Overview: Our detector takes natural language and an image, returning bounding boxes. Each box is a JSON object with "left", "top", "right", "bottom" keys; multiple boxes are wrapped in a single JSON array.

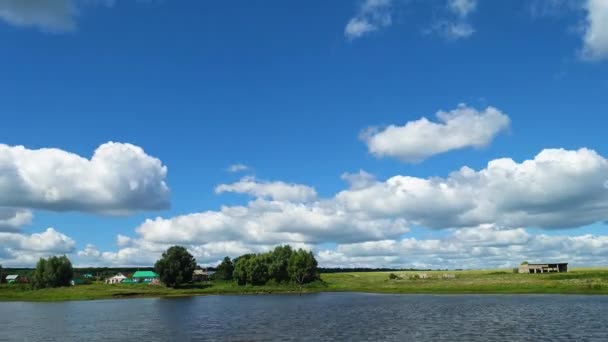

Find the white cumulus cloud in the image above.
[
  {"left": 0, "top": 227, "right": 76, "bottom": 266},
  {"left": 338, "top": 148, "right": 608, "bottom": 229},
  {"left": 0, "top": 208, "right": 32, "bottom": 232},
  {"left": 215, "top": 176, "right": 317, "bottom": 202},
  {"left": 581, "top": 0, "right": 608, "bottom": 61},
  {"left": 0, "top": 142, "right": 170, "bottom": 214},
  {"left": 362, "top": 104, "right": 510, "bottom": 162}
]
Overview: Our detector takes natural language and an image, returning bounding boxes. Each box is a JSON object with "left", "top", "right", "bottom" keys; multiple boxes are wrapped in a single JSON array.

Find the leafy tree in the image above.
[
  {"left": 0, "top": 264, "right": 3, "bottom": 284},
  {"left": 288, "top": 249, "right": 319, "bottom": 289},
  {"left": 32, "top": 256, "right": 73, "bottom": 289},
  {"left": 233, "top": 254, "right": 254, "bottom": 285},
  {"left": 246, "top": 254, "right": 271, "bottom": 285},
  {"left": 154, "top": 246, "right": 197, "bottom": 288},
  {"left": 215, "top": 257, "right": 234, "bottom": 281},
  {"left": 268, "top": 245, "right": 293, "bottom": 283},
  {"left": 521, "top": 261, "right": 529, "bottom": 265}
]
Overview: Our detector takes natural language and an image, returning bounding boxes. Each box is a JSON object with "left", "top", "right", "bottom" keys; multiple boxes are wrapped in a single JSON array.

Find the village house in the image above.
[
  {"left": 5, "top": 275, "right": 19, "bottom": 284},
  {"left": 105, "top": 273, "right": 127, "bottom": 284},
  {"left": 129, "top": 271, "right": 158, "bottom": 284},
  {"left": 519, "top": 263, "right": 568, "bottom": 274},
  {"left": 192, "top": 269, "right": 215, "bottom": 282}
]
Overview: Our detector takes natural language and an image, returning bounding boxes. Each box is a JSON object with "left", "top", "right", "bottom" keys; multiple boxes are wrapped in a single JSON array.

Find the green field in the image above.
[{"left": 1, "top": 268, "right": 608, "bottom": 301}]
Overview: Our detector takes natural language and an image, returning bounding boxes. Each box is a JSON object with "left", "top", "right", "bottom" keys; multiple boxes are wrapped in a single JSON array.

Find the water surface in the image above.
[{"left": 1, "top": 293, "right": 606, "bottom": 341}]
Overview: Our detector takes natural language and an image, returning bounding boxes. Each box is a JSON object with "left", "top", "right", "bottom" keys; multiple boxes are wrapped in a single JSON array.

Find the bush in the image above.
[{"left": 388, "top": 273, "right": 402, "bottom": 280}]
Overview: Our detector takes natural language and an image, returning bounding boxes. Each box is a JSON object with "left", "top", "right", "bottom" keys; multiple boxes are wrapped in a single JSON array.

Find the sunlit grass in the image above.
[{"left": 1, "top": 267, "right": 607, "bottom": 301}]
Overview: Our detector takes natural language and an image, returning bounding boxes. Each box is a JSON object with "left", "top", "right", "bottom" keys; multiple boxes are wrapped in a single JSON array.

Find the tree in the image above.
[
  {"left": 246, "top": 254, "right": 271, "bottom": 285},
  {"left": 521, "top": 261, "right": 529, "bottom": 265},
  {"left": 155, "top": 246, "right": 197, "bottom": 288},
  {"left": 32, "top": 256, "right": 73, "bottom": 289},
  {"left": 268, "top": 245, "right": 293, "bottom": 283},
  {"left": 215, "top": 257, "right": 234, "bottom": 281},
  {"left": 0, "top": 264, "right": 3, "bottom": 284},
  {"left": 288, "top": 249, "right": 319, "bottom": 290},
  {"left": 233, "top": 254, "right": 254, "bottom": 285}
]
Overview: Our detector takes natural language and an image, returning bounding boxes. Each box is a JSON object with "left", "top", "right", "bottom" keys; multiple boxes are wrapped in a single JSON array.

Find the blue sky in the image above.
[{"left": 1, "top": 0, "right": 607, "bottom": 269}]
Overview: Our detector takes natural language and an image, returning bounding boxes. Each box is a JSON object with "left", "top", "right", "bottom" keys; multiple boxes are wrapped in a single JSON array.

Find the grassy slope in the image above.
[{"left": 1, "top": 268, "right": 607, "bottom": 301}]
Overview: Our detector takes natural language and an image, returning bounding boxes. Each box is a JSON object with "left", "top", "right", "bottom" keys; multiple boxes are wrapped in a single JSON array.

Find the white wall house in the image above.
[{"left": 105, "top": 273, "right": 127, "bottom": 284}]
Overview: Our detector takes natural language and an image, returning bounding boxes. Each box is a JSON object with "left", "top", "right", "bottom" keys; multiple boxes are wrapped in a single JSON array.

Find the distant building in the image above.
[
  {"left": 129, "top": 271, "right": 158, "bottom": 283},
  {"left": 519, "top": 263, "right": 568, "bottom": 274},
  {"left": 193, "top": 269, "right": 215, "bottom": 282},
  {"left": 105, "top": 273, "right": 127, "bottom": 284},
  {"left": 5, "top": 275, "right": 19, "bottom": 284}
]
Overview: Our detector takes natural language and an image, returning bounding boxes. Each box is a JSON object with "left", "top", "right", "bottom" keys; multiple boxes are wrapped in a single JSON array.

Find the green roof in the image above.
[{"left": 132, "top": 271, "right": 158, "bottom": 278}]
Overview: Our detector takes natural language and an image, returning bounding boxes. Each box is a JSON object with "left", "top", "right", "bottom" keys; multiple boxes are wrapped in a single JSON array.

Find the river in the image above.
[{"left": 0, "top": 293, "right": 606, "bottom": 341}]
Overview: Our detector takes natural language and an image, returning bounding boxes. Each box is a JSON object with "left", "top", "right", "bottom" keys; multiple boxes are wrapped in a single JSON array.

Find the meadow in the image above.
[{"left": 1, "top": 268, "right": 607, "bottom": 301}]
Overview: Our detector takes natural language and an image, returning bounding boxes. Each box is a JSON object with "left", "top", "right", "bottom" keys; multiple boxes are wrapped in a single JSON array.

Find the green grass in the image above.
[{"left": 2, "top": 268, "right": 608, "bottom": 301}]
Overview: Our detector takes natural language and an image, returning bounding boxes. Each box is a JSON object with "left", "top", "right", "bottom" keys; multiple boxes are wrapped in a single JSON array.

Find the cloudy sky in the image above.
[{"left": 1, "top": 0, "right": 607, "bottom": 269}]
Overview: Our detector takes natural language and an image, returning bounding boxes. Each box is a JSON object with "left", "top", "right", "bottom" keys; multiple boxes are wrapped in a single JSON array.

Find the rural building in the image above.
[
  {"left": 5, "top": 275, "right": 19, "bottom": 284},
  {"left": 519, "top": 263, "right": 568, "bottom": 274},
  {"left": 71, "top": 279, "right": 84, "bottom": 286},
  {"left": 130, "top": 271, "right": 158, "bottom": 283},
  {"left": 105, "top": 273, "right": 127, "bottom": 284},
  {"left": 192, "top": 269, "right": 215, "bottom": 282}
]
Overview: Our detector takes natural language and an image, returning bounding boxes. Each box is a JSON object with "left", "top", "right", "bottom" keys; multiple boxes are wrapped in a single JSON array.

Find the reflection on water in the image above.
[{"left": 1, "top": 293, "right": 607, "bottom": 341}]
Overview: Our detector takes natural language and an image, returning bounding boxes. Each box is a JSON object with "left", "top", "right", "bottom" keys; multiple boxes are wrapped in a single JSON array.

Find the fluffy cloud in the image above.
[
  {"left": 0, "top": 142, "right": 170, "bottom": 214},
  {"left": 581, "top": 0, "right": 608, "bottom": 60},
  {"left": 0, "top": 208, "right": 32, "bottom": 232},
  {"left": 79, "top": 147, "right": 608, "bottom": 267},
  {"left": 344, "top": 0, "right": 392, "bottom": 40},
  {"left": 319, "top": 226, "right": 608, "bottom": 269},
  {"left": 135, "top": 199, "right": 408, "bottom": 246},
  {"left": 362, "top": 104, "right": 510, "bottom": 162},
  {"left": 0, "top": 228, "right": 76, "bottom": 266},
  {"left": 215, "top": 176, "right": 317, "bottom": 202},
  {"left": 338, "top": 148, "right": 608, "bottom": 229}
]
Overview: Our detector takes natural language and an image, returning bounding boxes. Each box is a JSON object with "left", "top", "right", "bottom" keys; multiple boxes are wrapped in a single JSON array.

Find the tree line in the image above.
[
  {"left": 154, "top": 245, "right": 319, "bottom": 288},
  {"left": 4, "top": 244, "right": 318, "bottom": 290}
]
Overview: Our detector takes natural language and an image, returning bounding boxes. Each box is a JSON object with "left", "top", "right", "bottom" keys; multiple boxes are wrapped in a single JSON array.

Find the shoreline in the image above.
[{"left": 2, "top": 268, "right": 608, "bottom": 302}]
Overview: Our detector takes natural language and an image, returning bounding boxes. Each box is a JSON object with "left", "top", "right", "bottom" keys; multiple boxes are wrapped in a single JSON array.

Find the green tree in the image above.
[
  {"left": 288, "top": 249, "right": 319, "bottom": 289},
  {"left": 0, "top": 264, "right": 3, "bottom": 284},
  {"left": 268, "top": 245, "right": 293, "bottom": 283},
  {"left": 521, "top": 261, "right": 529, "bottom": 265},
  {"left": 154, "top": 246, "right": 197, "bottom": 288},
  {"left": 246, "top": 254, "right": 271, "bottom": 285},
  {"left": 32, "top": 256, "right": 73, "bottom": 289},
  {"left": 215, "top": 257, "right": 234, "bottom": 281},
  {"left": 233, "top": 254, "right": 254, "bottom": 285}
]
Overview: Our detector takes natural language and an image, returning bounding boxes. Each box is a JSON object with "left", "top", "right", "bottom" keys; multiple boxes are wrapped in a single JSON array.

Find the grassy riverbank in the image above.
[{"left": 1, "top": 268, "right": 607, "bottom": 301}]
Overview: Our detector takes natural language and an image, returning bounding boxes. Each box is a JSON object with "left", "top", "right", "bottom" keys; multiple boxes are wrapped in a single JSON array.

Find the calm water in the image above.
[{"left": 0, "top": 293, "right": 607, "bottom": 341}]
